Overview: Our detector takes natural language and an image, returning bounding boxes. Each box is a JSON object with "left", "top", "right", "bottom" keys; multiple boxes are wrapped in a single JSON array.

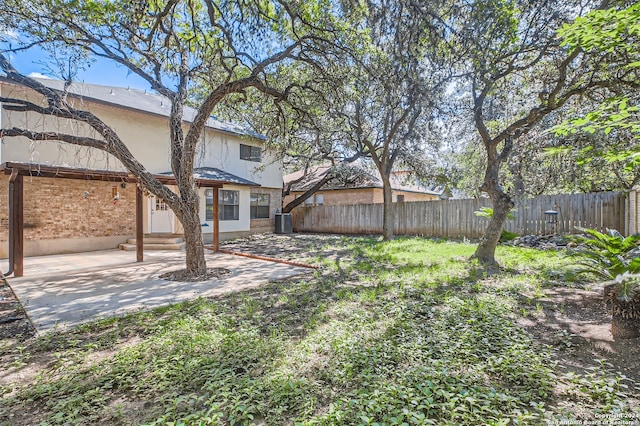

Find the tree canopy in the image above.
[
  {"left": 0, "top": 0, "right": 357, "bottom": 275},
  {"left": 1, "top": 0, "right": 639, "bottom": 272},
  {"left": 553, "top": 2, "right": 640, "bottom": 169}
]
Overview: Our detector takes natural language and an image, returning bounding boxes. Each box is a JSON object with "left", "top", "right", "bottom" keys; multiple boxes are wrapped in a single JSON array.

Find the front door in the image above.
[{"left": 149, "top": 197, "right": 174, "bottom": 233}]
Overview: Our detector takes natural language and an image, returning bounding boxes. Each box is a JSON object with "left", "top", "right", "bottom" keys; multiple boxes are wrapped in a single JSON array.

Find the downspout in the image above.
[{"left": 3, "top": 168, "right": 17, "bottom": 278}]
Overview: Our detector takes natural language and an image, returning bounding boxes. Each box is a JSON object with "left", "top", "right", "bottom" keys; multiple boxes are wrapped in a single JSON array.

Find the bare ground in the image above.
[
  {"left": 520, "top": 286, "right": 640, "bottom": 382},
  {"left": 0, "top": 279, "right": 34, "bottom": 345}
]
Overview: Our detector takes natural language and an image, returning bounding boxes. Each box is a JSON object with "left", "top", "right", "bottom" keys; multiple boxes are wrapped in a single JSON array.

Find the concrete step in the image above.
[
  {"left": 127, "top": 237, "right": 184, "bottom": 245},
  {"left": 144, "top": 233, "right": 182, "bottom": 239},
  {"left": 119, "top": 242, "right": 186, "bottom": 251}
]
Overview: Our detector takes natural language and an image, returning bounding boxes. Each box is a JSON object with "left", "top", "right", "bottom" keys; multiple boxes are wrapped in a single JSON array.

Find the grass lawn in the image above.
[{"left": 1, "top": 234, "right": 638, "bottom": 425}]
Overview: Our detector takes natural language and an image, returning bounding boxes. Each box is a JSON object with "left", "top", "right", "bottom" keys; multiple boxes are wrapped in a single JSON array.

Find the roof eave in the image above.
[
  {"left": 0, "top": 77, "right": 266, "bottom": 142},
  {"left": 0, "top": 161, "right": 230, "bottom": 187}
]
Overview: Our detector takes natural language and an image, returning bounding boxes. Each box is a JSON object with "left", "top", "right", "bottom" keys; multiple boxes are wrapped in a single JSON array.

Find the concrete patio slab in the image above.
[{"left": 5, "top": 250, "right": 311, "bottom": 333}]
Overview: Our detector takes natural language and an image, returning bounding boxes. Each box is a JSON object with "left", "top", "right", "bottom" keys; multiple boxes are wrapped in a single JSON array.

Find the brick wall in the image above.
[
  {"left": 284, "top": 188, "right": 438, "bottom": 208},
  {"left": 0, "top": 175, "right": 136, "bottom": 243},
  {"left": 284, "top": 188, "right": 376, "bottom": 208},
  {"left": 250, "top": 187, "right": 281, "bottom": 231},
  {"left": 372, "top": 189, "right": 439, "bottom": 203}
]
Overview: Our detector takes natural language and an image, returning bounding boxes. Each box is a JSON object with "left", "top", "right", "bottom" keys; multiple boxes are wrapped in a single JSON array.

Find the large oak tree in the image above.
[
  {"left": 449, "top": 0, "right": 631, "bottom": 265},
  {"left": 0, "top": 0, "right": 352, "bottom": 275}
]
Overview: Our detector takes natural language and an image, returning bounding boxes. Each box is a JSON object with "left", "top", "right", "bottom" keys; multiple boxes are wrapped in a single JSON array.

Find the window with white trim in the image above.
[
  {"left": 219, "top": 190, "right": 239, "bottom": 220},
  {"left": 205, "top": 189, "right": 214, "bottom": 221},
  {"left": 250, "top": 193, "right": 270, "bottom": 219}
]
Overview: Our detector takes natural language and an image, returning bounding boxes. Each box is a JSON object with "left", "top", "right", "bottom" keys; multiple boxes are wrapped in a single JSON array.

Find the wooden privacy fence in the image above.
[
  {"left": 292, "top": 191, "right": 628, "bottom": 238},
  {"left": 628, "top": 190, "right": 640, "bottom": 235}
]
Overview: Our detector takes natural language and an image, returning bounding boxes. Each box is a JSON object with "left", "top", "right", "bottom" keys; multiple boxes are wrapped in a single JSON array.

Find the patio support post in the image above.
[
  {"left": 9, "top": 171, "right": 24, "bottom": 277},
  {"left": 136, "top": 185, "right": 143, "bottom": 262},
  {"left": 213, "top": 187, "right": 219, "bottom": 252}
]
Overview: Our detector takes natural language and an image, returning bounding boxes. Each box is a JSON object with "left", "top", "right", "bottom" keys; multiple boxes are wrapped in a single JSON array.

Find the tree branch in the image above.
[{"left": 0, "top": 128, "right": 107, "bottom": 149}]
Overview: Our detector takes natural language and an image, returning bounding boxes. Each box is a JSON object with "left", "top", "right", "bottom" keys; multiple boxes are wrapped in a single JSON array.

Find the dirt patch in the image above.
[
  {"left": 159, "top": 267, "right": 230, "bottom": 282},
  {"left": 221, "top": 233, "right": 360, "bottom": 263},
  {"left": 518, "top": 286, "right": 640, "bottom": 383},
  {"left": 0, "top": 278, "right": 35, "bottom": 344}
]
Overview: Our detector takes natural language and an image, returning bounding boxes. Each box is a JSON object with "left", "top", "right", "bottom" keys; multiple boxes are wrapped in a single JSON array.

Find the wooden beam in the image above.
[
  {"left": 213, "top": 187, "right": 220, "bottom": 252},
  {"left": 1, "top": 162, "right": 225, "bottom": 187},
  {"left": 136, "top": 186, "right": 144, "bottom": 262},
  {"left": 10, "top": 174, "right": 24, "bottom": 277}
]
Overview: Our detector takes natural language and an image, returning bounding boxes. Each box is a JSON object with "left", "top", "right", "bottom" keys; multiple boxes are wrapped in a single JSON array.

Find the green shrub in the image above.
[
  {"left": 500, "top": 230, "right": 519, "bottom": 242},
  {"left": 568, "top": 228, "right": 640, "bottom": 280}
]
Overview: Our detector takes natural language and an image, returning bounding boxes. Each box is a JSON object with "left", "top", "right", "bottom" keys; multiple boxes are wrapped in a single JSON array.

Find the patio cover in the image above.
[{"left": 1, "top": 162, "right": 234, "bottom": 277}]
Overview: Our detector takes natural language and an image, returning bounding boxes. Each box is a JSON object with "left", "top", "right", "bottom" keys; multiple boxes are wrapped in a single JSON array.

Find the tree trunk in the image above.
[
  {"left": 174, "top": 192, "right": 207, "bottom": 275},
  {"left": 282, "top": 174, "right": 333, "bottom": 213},
  {"left": 509, "top": 160, "right": 526, "bottom": 200},
  {"left": 473, "top": 192, "right": 513, "bottom": 265},
  {"left": 472, "top": 147, "right": 514, "bottom": 266},
  {"left": 381, "top": 174, "right": 394, "bottom": 241}
]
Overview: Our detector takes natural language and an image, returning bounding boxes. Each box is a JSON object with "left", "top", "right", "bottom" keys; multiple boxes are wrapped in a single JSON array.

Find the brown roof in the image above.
[{"left": 284, "top": 164, "right": 443, "bottom": 196}]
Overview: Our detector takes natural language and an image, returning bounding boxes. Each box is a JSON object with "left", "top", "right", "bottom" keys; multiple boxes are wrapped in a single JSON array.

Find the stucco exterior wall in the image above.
[
  {"left": 0, "top": 83, "right": 167, "bottom": 171},
  {"left": 197, "top": 184, "right": 251, "bottom": 243},
  {"left": 0, "top": 175, "right": 135, "bottom": 257},
  {"left": 195, "top": 136, "right": 282, "bottom": 189},
  {"left": 0, "top": 81, "right": 282, "bottom": 189},
  {"left": 0, "top": 81, "right": 283, "bottom": 255}
]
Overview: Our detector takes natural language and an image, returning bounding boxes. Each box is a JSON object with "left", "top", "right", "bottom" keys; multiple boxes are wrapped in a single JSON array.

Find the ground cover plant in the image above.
[{"left": 0, "top": 234, "right": 638, "bottom": 425}]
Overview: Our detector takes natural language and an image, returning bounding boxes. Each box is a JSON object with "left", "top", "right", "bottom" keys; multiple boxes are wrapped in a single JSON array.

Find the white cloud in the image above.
[{"left": 27, "top": 72, "right": 51, "bottom": 79}]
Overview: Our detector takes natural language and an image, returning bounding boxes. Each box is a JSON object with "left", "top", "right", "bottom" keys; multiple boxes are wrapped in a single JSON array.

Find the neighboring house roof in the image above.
[
  {"left": 160, "top": 167, "right": 260, "bottom": 187},
  {"left": 283, "top": 164, "right": 333, "bottom": 190},
  {"left": 0, "top": 76, "right": 266, "bottom": 141},
  {"left": 284, "top": 164, "right": 444, "bottom": 196}
]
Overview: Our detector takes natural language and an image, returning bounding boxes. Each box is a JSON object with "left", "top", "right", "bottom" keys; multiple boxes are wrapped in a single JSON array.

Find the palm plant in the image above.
[
  {"left": 569, "top": 228, "right": 640, "bottom": 280},
  {"left": 570, "top": 228, "right": 640, "bottom": 339}
]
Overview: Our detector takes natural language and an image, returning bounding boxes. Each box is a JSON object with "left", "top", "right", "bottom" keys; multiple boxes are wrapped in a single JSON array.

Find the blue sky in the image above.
[{"left": 7, "top": 45, "right": 152, "bottom": 91}]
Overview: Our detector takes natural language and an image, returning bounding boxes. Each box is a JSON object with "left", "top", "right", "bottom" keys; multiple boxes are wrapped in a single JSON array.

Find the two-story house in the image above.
[{"left": 0, "top": 77, "right": 282, "bottom": 259}]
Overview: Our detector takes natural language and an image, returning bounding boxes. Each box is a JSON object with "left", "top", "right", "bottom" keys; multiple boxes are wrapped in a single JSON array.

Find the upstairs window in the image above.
[
  {"left": 240, "top": 144, "right": 262, "bottom": 162},
  {"left": 250, "top": 193, "right": 270, "bottom": 219}
]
